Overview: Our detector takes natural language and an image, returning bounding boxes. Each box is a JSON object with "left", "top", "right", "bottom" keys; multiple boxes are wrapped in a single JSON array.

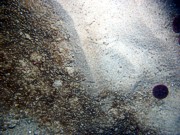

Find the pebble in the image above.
[
  {"left": 66, "top": 67, "right": 74, "bottom": 75},
  {"left": 52, "top": 80, "right": 63, "bottom": 88},
  {"left": 34, "top": 130, "right": 40, "bottom": 135},
  {"left": 25, "top": 33, "right": 31, "bottom": 40},
  {"left": 8, "top": 120, "right": 19, "bottom": 129},
  {"left": 8, "top": 123, "right": 16, "bottom": 129}
]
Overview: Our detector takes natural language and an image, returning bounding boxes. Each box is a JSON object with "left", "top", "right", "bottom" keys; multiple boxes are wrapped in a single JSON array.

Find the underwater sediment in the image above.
[{"left": 0, "top": 0, "right": 179, "bottom": 134}]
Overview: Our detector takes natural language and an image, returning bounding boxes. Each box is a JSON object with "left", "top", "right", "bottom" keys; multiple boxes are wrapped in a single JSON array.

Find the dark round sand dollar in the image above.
[
  {"left": 173, "top": 0, "right": 180, "bottom": 8},
  {"left": 152, "top": 85, "right": 169, "bottom": 99},
  {"left": 173, "top": 15, "right": 180, "bottom": 33}
]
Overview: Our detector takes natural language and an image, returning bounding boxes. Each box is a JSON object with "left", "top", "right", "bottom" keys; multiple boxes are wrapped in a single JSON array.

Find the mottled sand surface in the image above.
[{"left": 0, "top": 0, "right": 179, "bottom": 134}]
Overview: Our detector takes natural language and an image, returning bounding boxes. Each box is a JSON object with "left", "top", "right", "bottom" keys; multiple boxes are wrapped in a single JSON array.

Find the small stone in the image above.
[
  {"left": 8, "top": 119, "right": 19, "bottom": 129},
  {"left": 20, "top": 32, "right": 23, "bottom": 35},
  {"left": 25, "top": 33, "right": 31, "bottom": 40},
  {"left": 56, "top": 37, "right": 63, "bottom": 41},
  {"left": 108, "top": 108, "right": 118, "bottom": 117},
  {"left": 70, "top": 97, "right": 79, "bottom": 106},
  {"left": 115, "top": 128, "right": 118, "bottom": 131},
  {"left": 34, "top": 130, "right": 40, "bottom": 135},
  {"left": 14, "top": 104, "right": 19, "bottom": 107},
  {"left": 27, "top": 120, "right": 31, "bottom": 124},
  {"left": 99, "top": 129, "right": 103, "bottom": 133},
  {"left": 8, "top": 123, "right": 16, "bottom": 129},
  {"left": 53, "top": 80, "right": 63, "bottom": 88},
  {"left": 66, "top": 67, "right": 74, "bottom": 75},
  {"left": 30, "top": 52, "right": 42, "bottom": 62}
]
